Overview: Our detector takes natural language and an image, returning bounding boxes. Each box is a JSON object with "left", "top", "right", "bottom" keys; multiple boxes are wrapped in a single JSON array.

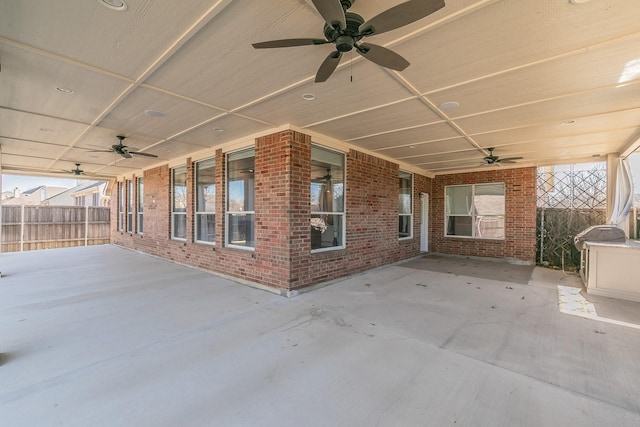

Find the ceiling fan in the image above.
[
  {"left": 252, "top": 0, "right": 445, "bottom": 82},
  {"left": 313, "top": 168, "right": 332, "bottom": 182},
  {"left": 68, "top": 163, "right": 87, "bottom": 176},
  {"left": 93, "top": 135, "right": 158, "bottom": 159},
  {"left": 1, "top": 163, "right": 100, "bottom": 178},
  {"left": 61, "top": 163, "right": 103, "bottom": 177},
  {"left": 482, "top": 148, "right": 523, "bottom": 165}
]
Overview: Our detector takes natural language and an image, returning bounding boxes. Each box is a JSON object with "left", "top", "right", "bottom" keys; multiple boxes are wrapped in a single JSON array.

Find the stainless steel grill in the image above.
[{"left": 574, "top": 225, "right": 626, "bottom": 251}]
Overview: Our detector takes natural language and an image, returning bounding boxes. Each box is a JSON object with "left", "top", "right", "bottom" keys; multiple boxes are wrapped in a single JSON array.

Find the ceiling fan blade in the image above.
[
  {"left": 129, "top": 151, "right": 158, "bottom": 158},
  {"left": 252, "top": 38, "right": 328, "bottom": 49},
  {"left": 357, "top": 43, "right": 410, "bottom": 71},
  {"left": 315, "top": 51, "right": 342, "bottom": 82},
  {"left": 311, "top": 0, "right": 346, "bottom": 30},
  {"left": 120, "top": 151, "right": 133, "bottom": 159},
  {"left": 498, "top": 156, "right": 524, "bottom": 162},
  {"left": 359, "top": 0, "right": 445, "bottom": 36}
]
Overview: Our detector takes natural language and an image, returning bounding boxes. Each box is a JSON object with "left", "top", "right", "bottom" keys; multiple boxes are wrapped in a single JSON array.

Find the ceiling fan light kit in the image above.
[{"left": 252, "top": 0, "right": 446, "bottom": 82}]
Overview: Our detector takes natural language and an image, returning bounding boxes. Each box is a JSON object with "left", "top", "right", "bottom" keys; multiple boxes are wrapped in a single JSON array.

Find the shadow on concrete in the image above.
[{"left": 401, "top": 254, "right": 535, "bottom": 285}]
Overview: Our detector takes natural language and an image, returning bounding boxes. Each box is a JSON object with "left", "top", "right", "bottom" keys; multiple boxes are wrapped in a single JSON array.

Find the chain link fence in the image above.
[{"left": 536, "top": 165, "right": 607, "bottom": 270}]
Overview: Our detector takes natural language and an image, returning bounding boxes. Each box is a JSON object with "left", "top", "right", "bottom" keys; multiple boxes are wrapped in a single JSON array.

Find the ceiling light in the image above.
[
  {"left": 212, "top": 127, "right": 224, "bottom": 132},
  {"left": 56, "top": 87, "right": 74, "bottom": 94},
  {"left": 409, "top": 145, "right": 416, "bottom": 149},
  {"left": 144, "top": 109, "right": 165, "bottom": 117},
  {"left": 98, "top": 0, "right": 128, "bottom": 11},
  {"left": 569, "top": 0, "right": 591, "bottom": 4},
  {"left": 302, "top": 93, "right": 317, "bottom": 101},
  {"left": 438, "top": 101, "right": 460, "bottom": 110}
]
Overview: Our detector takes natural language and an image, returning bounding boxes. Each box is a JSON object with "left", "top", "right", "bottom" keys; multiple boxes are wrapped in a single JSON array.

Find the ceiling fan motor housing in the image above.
[{"left": 324, "top": 12, "right": 364, "bottom": 52}]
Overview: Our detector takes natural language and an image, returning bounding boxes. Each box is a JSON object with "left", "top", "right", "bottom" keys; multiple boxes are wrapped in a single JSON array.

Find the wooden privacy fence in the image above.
[{"left": 1, "top": 205, "right": 110, "bottom": 253}]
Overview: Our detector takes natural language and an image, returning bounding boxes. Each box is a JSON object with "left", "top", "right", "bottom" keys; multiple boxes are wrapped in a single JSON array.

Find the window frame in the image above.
[
  {"left": 171, "top": 166, "right": 188, "bottom": 241},
  {"left": 310, "top": 144, "right": 346, "bottom": 253},
  {"left": 194, "top": 158, "right": 216, "bottom": 245},
  {"left": 399, "top": 170, "right": 413, "bottom": 240},
  {"left": 444, "top": 182, "right": 506, "bottom": 240},
  {"left": 117, "top": 181, "right": 124, "bottom": 232},
  {"left": 225, "top": 148, "right": 255, "bottom": 251},
  {"left": 127, "top": 179, "right": 134, "bottom": 233},
  {"left": 136, "top": 177, "right": 144, "bottom": 235}
]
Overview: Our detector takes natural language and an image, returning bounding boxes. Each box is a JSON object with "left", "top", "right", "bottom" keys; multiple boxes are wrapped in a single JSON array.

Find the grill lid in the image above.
[{"left": 574, "top": 225, "right": 626, "bottom": 251}]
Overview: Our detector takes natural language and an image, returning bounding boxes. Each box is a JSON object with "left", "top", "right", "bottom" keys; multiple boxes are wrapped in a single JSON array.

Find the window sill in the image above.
[
  {"left": 445, "top": 235, "right": 505, "bottom": 241},
  {"left": 311, "top": 245, "right": 346, "bottom": 254},
  {"left": 226, "top": 244, "right": 255, "bottom": 252}
]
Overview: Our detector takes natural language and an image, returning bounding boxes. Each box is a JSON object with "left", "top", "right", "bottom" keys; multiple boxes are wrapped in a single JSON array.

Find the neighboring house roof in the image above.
[
  {"left": 71, "top": 181, "right": 104, "bottom": 196},
  {"left": 22, "top": 186, "right": 44, "bottom": 195},
  {"left": 43, "top": 181, "right": 104, "bottom": 204},
  {"left": 1, "top": 186, "right": 69, "bottom": 205}
]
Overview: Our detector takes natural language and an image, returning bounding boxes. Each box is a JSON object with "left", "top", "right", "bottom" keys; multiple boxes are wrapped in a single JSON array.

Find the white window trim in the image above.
[
  {"left": 127, "top": 179, "right": 134, "bottom": 234},
  {"left": 444, "top": 182, "right": 506, "bottom": 240},
  {"left": 195, "top": 158, "right": 216, "bottom": 245},
  {"left": 171, "top": 166, "right": 187, "bottom": 241},
  {"left": 311, "top": 144, "right": 346, "bottom": 254},
  {"left": 136, "top": 177, "right": 144, "bottom": 235},
  {"left": 117, "top": 181, "right": 124, "bottom": 232},
  {"left": 226, "top": 148, "right": 255, "bottom": 251},
  {"left": 399, "top": 170, "right": 413, "bottom": 241}
]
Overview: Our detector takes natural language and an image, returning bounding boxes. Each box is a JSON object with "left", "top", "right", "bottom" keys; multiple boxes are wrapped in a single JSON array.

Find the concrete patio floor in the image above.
[{"left": 1, "top": 245, "right": 640, "bottom": 426}]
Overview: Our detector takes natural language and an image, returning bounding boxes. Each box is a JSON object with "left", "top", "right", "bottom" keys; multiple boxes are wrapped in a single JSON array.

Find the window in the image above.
[
  {"left": 92, "top": 192, "right": 100, "bottom": 206},
  {"left": 399, "top": 171, "right": 413, "bottom": 239},
  {"left": 195, "top": 158, "right": 215, "bottom": 244},
  {"left": 117, "top": 181, "right": 124, "bottom": 232},
  {"left": 310, "top": 145, "right": 345, "bottom": 251},
  {"left": 136, "top": 177, "right": 144, "bottom": 234},
  {"left": 127, "top": 180, "right": 133, "bottom": 233},
  {"left": 171, "top": 166, "right": 187, "bottom": 240},
  {"left": 445, "top": 183, "right": 505, "bottom": 239},
  {"left": 226, "top": 149, "right": 254, "bottom": 249}
]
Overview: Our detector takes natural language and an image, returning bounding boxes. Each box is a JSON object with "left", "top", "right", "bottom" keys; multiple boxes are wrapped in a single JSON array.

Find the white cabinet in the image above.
[{"left": 581, "top": 240, "right": 640, "bottom": 302}]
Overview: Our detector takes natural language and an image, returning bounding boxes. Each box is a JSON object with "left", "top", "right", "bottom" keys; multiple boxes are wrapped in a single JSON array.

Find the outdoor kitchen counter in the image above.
[{"left": 581, "top": 240, "right": 640, "bottom": 302}]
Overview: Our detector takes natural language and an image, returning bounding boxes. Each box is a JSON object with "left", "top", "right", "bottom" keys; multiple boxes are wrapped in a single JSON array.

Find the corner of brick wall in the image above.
[{"left": 110, "top": 130, "right": 436, "bottom": 292}]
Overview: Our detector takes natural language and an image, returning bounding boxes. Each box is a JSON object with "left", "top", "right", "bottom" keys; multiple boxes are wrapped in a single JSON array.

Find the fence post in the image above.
[
  {"left": 20, "top": 204, "right": 25, "bottom": 252},
  {"left": 85, "top": 205, "right": 89, "bottom": 247},
  {"left": 539, "top": 208, "right": 545, "bottom": 264}
]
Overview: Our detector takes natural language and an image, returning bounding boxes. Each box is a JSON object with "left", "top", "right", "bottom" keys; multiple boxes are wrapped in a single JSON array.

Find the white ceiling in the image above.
[{"left": 1, "top": 0, "right": 640, "bottom": 179}]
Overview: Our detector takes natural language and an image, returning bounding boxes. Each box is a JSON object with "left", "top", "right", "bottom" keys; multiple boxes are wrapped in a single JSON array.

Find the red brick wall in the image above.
[
  {"left": 111, "top": 130, "right": 433, "bottom": 293},
  {"left": 430, "top": 167, "right": 537, "bottom": 262},
  {"left": 279, "top": 148, "right": 433, "bottom": 290}
]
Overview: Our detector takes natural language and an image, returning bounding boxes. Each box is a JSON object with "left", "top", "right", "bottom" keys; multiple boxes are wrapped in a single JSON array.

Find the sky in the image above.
[{"left": 2, "top": 174, "right": 80, "bottom": 192}]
